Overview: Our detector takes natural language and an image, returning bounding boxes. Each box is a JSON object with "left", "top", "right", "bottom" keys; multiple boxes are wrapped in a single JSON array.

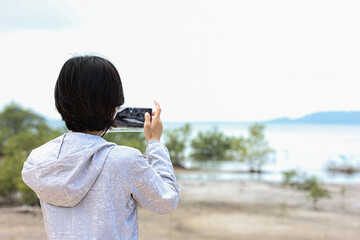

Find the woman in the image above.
[{"left": 22, "top": 55, "right": 180, "bottom": 240}]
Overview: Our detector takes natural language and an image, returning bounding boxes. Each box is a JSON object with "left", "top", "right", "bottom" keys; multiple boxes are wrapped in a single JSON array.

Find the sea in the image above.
[{"left": 163, "top": 122, "right": 360, "bottom": 184}]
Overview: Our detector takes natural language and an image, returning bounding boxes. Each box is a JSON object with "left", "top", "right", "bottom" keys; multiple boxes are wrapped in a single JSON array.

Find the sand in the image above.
[{"left": 1, "top": 171, "right": 360, "bottom": 240}]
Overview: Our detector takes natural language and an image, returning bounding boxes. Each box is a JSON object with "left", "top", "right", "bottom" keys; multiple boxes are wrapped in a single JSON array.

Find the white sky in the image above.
[{"left": 0, "top": 0, "right": 359, "bottom": 122}]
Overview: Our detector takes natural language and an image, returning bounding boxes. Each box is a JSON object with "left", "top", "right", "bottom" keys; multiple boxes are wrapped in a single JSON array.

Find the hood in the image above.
[{"left": 22, "top": 133, "right": 115, "bottom": 207}]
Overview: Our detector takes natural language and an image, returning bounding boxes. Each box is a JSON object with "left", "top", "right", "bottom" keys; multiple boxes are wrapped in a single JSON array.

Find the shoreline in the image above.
[{"left": 174, "top": 166, "right": 360, "bottom": 184}]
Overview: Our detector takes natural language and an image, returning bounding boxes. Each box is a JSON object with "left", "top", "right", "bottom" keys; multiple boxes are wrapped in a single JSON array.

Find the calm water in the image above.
[{"left": 164, "top": 122, "right": 360, "bottom": 184}]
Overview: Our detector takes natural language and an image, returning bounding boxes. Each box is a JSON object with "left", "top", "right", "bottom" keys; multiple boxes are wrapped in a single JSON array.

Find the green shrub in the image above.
[
  {"left": 281, "top": 170, "right": 298, "bottom": 187},
  {"left": 164, "top": 123, "right": 191, "bottom": 167},
  {"left": 307, "top": 176, "right": 331, "bottom": 210},
  {"left": 231, "top": 124, "right": 274, "bottom": 172},
  {"left": 190, "top": 127, "right": 232, "bottom": 161},
  {"left": 281, "top": 170, "right": 331, "bottom": 210}
]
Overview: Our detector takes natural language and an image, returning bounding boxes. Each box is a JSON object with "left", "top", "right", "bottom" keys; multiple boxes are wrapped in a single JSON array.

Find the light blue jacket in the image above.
[{"left": 22, "top": 132, "right": 180, "bottom": 240}]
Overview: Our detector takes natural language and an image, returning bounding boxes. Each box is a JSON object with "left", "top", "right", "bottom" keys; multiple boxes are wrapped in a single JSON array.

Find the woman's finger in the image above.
[
  {"left": 154, "top": 100, "right": 161, "bottom": 118},
  {"left": 144, "top": 112, "right": 151, "bottom": 127}
]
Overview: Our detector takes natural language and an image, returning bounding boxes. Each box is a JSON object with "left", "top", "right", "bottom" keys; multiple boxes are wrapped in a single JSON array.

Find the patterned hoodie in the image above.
[{"left": 22, "top": 132, "right": 180, "bottom": 240}]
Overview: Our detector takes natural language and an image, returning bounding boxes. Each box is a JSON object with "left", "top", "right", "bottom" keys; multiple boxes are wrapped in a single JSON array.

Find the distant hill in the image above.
[{"left": 267, "top": 111, "right": 360, "bottom": 124}]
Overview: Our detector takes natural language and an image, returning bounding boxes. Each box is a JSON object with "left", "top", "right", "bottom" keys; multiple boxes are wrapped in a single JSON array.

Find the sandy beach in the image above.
[{"left": 1, "top": 169, "right": 360, "bottom": 240}]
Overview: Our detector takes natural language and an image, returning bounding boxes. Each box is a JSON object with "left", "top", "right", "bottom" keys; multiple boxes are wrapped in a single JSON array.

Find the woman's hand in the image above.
[{"left": 144, "top": 100, "right": 163, "bottom": 143}]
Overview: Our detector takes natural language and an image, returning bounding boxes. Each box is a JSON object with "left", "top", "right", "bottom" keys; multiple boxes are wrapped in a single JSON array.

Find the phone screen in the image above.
[{"left": 113, "top": 107, "right": 152, "bottom": 130}]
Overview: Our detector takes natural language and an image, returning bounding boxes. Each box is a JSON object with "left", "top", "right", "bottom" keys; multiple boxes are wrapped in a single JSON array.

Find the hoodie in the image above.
[{"left": 22, "top": 132, "right": 180, "bottom": 240}]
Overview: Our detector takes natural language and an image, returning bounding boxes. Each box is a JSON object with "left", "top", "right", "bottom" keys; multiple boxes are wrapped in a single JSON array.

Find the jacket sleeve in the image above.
[{"left": 127, "top": 140, "right": 180, "bottom": 215}]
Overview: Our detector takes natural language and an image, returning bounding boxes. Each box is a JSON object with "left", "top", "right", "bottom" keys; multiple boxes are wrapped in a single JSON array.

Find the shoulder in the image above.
[
  {"left": 33, "top": 134, "right": 64, "bottom": 153},
  {"left": 106, "top": 145, "right": 148, "bottom": 170},
  {"left": 108, "top": 144, "right": 143, "bottom": 159},
  {"left": 27, "top": 135, "right": 64, "bottom": 166}
]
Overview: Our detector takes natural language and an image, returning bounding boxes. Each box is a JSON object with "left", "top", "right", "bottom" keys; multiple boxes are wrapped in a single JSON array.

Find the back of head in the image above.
[{"left": 55, "top": 55, "right": 124, "bottom": 132}]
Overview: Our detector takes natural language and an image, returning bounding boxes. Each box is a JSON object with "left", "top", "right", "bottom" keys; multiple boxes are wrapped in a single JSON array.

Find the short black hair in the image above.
[{"left": 55, "top": 55, "right": 124, "bottom": 132}]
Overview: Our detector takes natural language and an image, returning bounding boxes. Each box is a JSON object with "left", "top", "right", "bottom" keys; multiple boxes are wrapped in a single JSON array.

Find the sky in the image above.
[{"left": 0, "top": 0, "right": 360, "bottom": 122}]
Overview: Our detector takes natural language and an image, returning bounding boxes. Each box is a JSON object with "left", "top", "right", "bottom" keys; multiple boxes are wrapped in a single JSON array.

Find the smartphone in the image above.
[{"left": 109, "top": 107, "right": 152, "bottom": 132}]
